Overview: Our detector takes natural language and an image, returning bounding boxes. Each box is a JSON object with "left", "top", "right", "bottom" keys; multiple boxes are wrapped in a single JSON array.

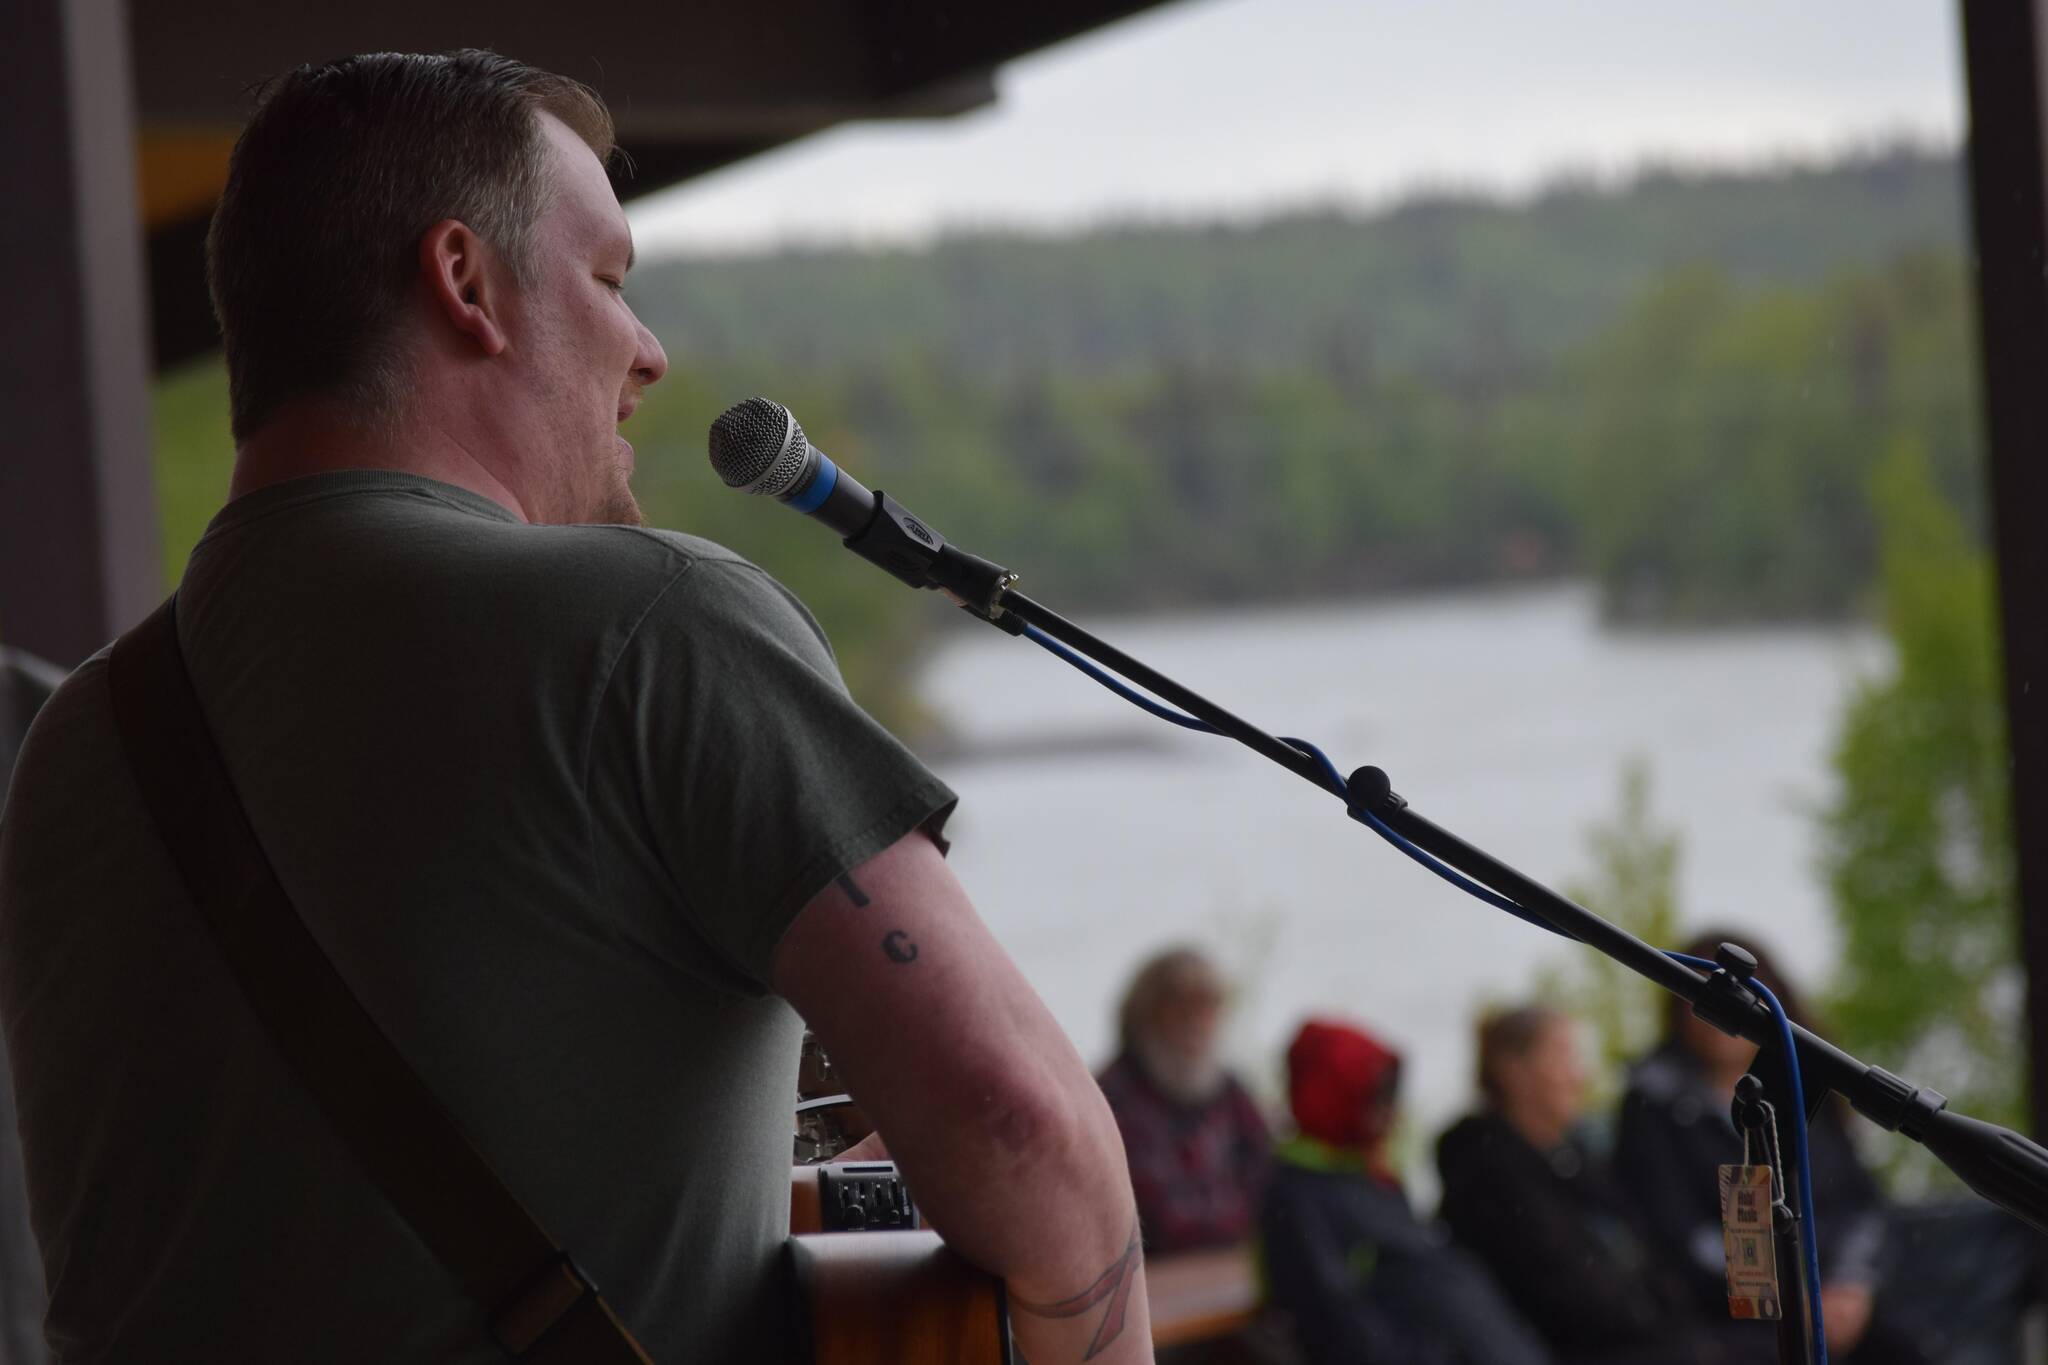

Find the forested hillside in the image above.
[
  {"left": 630, "top": 145, "right": 1961, "bottom": 383},
  {"left": 622, "top": 145, "right": 1976, "bottom": 616},
  {"left": 155, "top": 146, "right": 1979, "bottom": 724}
]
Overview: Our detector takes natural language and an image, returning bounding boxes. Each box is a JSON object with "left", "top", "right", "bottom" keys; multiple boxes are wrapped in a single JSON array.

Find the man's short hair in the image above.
[{"left": 204, "top": 50, "right": 615, "bottom": 440}]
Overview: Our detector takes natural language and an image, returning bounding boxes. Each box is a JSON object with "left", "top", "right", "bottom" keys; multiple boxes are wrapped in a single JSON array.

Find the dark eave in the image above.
[{"left": 134, "top": 0, "right": 1163, "bottom": 370}]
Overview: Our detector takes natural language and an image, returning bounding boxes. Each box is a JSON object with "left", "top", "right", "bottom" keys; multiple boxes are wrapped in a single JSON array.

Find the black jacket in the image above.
[
  {"left": 1260, "top": 1143, "right": 1554, "bottom": 1365},
  {"left": 1437, "top": 1113, "right": 1750, "bottom": 1365},
  {"left": 1613, "top": 1043, "right": 1887, "bottom": 1317}
]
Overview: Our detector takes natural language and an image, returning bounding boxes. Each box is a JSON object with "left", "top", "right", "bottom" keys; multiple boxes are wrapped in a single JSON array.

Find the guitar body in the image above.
[
  {"left": 792, "top": 1228, "right": 1011, "bottom": 1365},
  {"left": 791, "top": 1040, "right": 1009, "bottom": 1364}
]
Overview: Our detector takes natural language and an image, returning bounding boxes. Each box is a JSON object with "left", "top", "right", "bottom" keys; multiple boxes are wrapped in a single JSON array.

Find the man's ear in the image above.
[{"left": 419, "top": 219, "right": 508, "bottom": 357}]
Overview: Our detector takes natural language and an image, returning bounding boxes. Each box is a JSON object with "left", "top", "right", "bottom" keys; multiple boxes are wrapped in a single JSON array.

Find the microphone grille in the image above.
[{"left": 708, "top": 397, "right": 809, "bottom": 496}]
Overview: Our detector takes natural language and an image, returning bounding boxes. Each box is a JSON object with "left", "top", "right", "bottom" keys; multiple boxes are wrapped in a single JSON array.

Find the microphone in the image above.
[
  {"left": 706, "top": 396, "right": 880, "bottom": 542},
  {"left": 707, "top": 397, "right": 1018, "bottom": 623}
]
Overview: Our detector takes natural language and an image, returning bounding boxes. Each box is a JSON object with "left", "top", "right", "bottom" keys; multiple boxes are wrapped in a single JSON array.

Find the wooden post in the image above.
[
  {"left": 0, "top": 0, "right": 162, "bottom": 669},
  {"left": 1961, "top": 0, "right": 2048, "bottom": 1136}
]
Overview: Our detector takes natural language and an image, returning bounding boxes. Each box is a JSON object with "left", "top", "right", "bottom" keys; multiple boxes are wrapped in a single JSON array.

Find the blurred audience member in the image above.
[
  {"left": 1616, "top": 930, "right": 2038, "bottom": 1365},
  {"left": 1261, "top": 1017, "right": 1553, "bottom": 1365},
  {"left": 1616, "top": 932, "right": 1901, "bottom": 1358},
  {"left": 1098, "top": 946, "right": 1271, "bottom": 1254},
  {"left": 1438, "top": 1005, "right": 1758, "bottom": 1365}
]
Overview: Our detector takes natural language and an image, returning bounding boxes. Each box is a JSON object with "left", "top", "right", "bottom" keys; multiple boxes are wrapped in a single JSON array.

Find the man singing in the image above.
[{"left": 0, "top": 50, "right": 1150, "bottom": 1364}]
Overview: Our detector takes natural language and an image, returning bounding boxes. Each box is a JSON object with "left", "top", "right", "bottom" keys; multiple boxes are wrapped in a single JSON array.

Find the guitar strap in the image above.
[{"left": 107, "top": 596, "right": 653, "bottom": 1363}]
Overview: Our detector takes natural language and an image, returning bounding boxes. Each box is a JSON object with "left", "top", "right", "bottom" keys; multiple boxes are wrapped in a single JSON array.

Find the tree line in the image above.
[{"left": 153, "top": 144, "right": 1983, "bottom": 731}]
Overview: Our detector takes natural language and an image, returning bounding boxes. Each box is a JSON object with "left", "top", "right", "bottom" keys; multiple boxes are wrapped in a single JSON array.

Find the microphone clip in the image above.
[
  {"left": 843, "top": 491, "right": 945, "bottom": 588},
  {"left": 843, "top": 491, "right": 1021, "bottom": 631}
]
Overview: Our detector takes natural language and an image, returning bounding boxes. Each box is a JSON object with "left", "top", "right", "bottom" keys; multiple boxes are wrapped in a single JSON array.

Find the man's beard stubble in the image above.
[
  {"left": 547, "top": 449, "right": 644, "bottom": 526},
  {"left": 598, "top": 474, "right": 645, "bottom": 526}
]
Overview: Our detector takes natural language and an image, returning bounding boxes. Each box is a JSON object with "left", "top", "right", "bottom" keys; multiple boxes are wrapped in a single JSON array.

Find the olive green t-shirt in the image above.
[{"left": 0, "top": 472, "right": 955, "bottom": 1362}]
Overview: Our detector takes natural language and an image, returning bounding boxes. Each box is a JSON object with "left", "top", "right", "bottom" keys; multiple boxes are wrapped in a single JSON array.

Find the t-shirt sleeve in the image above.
[{"left": 596, "top": 554, "right": 956, "bottom": 993}]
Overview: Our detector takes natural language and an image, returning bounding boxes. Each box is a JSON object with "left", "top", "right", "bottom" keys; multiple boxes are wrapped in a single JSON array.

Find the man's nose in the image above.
[{"left": 631, "top": 317, "right": 668, "bottom": 387}]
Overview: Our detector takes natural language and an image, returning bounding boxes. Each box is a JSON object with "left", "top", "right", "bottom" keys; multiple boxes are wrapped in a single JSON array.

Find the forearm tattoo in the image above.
[
  {"left": 836, "top": 873, "right": 870, "bottom": 908},
  {"left": 1011, "top": 1220, "right": 1141, "bottom": 1360}
]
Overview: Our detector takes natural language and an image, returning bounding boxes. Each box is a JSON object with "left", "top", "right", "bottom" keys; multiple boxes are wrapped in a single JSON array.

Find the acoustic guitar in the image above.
[
  {"left": 786, "top": 1037, "right": 1259, "bottom": 1361},
  {"left": 791, "top": 1034, "right": 1012, "bottom": 1365}
]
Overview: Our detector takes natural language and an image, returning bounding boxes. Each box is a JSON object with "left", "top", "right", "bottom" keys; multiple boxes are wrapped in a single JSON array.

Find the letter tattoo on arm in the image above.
[
  {"left": 881, "top": 930, "right": 919, "bottom": 963},
  {"left": 1010, "top": 1220, "right": 1141, "bottom": 1361},
  {"left": 836, "top": 873, "right": 870, "bottom": 908}
]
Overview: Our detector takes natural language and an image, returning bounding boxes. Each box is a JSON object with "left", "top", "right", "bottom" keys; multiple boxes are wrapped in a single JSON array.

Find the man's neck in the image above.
[{"left": 229, "top": 406, "right": 532, "bottom": 522}]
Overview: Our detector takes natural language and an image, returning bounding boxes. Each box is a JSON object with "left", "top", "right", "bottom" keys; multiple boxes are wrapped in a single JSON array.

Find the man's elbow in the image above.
[{"left": 946, "top": 1062, "right": 1128, "bottom": 1192}]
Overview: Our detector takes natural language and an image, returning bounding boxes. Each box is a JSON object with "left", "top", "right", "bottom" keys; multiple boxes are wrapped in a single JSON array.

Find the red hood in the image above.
[{"left": 1287, "top": 1017, "right": 1402, "bottom": 1150}]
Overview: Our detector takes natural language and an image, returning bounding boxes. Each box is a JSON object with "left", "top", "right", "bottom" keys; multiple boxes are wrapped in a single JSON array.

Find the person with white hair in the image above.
[{"left": 1097, "top": 946, "right": 1272, "bottom": 1254}]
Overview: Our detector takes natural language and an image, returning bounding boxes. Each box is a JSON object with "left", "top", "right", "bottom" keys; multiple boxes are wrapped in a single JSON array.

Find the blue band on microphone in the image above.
[{"left": 788, "top": 454, "right": 839, "bottom": 513}]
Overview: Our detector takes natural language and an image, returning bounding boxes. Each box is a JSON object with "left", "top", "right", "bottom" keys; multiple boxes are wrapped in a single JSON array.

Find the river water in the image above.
[{"left": 912, "top": 582, "right": 1884, "bottom": 1182}]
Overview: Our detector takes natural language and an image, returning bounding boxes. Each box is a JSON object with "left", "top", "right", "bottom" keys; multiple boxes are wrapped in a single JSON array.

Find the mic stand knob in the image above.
[{"left": 929, "top": 546, "right": 1020, "bottom": 628}]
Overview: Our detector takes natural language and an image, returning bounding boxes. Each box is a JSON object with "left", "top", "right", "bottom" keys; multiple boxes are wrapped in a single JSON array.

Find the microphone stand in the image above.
[
  {"left": 924, "top": 548, "right": 2048, "bottom": 1365},
  {"left": 834, "top": 495, "right": 2048, "bottom": 1363},
  {"left": 977, "top": 582, "right": 2048, "bottom": 1207},
  {"left": 1734, "top": 1072, "right": 1818, "bottom": 1364}
]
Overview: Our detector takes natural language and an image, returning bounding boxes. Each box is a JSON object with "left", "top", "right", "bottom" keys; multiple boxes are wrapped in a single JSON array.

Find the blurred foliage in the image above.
[
  {"left": 1531, "top": 444, "right": 2018, "bottom": 1192},
  {"left": 1540, "top": 757, "right": 1684, "bottom": 1104},
  {"left": 152, "top": 147, "right": 1981, "bottom": 740},
  {"left": 152, "top": 359, "right": 238, "bottom": 589},
  {"left": 1573, "top": 254, "right": 1980, "bottom": 623},
  {"left": 1821, "top": 441, "right": 2018, "bottom": 1190},
  {"left": 617, "top": 243, "right": 1980, "bottom": 640},
  {"left": 631, "top": 146, "right": 1960, "bottom": 385},
  {"left": 621, "top": 147, "right": 1974, "bottom": 630}
]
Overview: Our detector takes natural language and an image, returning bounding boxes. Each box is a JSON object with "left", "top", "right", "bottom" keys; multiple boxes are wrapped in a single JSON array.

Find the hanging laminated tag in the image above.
[{"left": 1717, "top": 1163, "right": 1782, "bottom": 1320}]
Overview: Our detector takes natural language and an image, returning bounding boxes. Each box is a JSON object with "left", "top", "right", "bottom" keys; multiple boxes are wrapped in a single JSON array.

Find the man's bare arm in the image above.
[{"left": 773, "top": 830, "right": 1154, "bottom": 1365}]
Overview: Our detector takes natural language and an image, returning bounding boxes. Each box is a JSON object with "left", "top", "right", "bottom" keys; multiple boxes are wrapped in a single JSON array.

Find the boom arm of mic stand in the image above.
[
  {"left": 1371, "top": 797, "right": 2048, "bottom": 1233},
  {"left": 991, "top": 585, "right": 2048, "bottom": 1238},
  {"left": 995, "top": 589, "right": 1336, "bottom": 787}
]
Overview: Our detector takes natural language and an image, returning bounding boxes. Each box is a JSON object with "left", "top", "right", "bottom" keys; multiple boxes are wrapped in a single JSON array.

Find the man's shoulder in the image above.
[
  {"left": 511, "top": 523, "right": 749, "bottom": 588},
  {"left": 366, "top": 521, "right": 837, "bottom": 701},
  {"left": 0, "top": 650, "right": 118, "bottom": 862},
  {"left": 564, "top": 524, "right": 747, "bottom": 568},
  {"left": 528, "top": 525, "right": 789, "bottom": 607},
  {"left": 9, "top": 649, "right": 111, "bottom": 755},
  {"left": 204, "top": 474, "right": 789, "bottom": 626},
  {"left": 359, "top": 509, "right": 811, "bottom": 652},
  {"left": 580, "top": 528, "right": 829, "bottom": 657}
]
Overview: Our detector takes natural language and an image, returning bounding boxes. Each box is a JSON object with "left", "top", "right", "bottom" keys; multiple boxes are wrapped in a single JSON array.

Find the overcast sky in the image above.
[{"left": 629, "top": 0, "right": 1966, "bottom": 257}]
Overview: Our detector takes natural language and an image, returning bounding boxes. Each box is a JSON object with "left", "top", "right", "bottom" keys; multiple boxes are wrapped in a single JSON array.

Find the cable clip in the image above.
[
  {"left": 1344, "top": 765, "right": 1406, "bottom": 815},
  {"left": 1692, "top": 941, "right": 1763, "bottom": 1041}
]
